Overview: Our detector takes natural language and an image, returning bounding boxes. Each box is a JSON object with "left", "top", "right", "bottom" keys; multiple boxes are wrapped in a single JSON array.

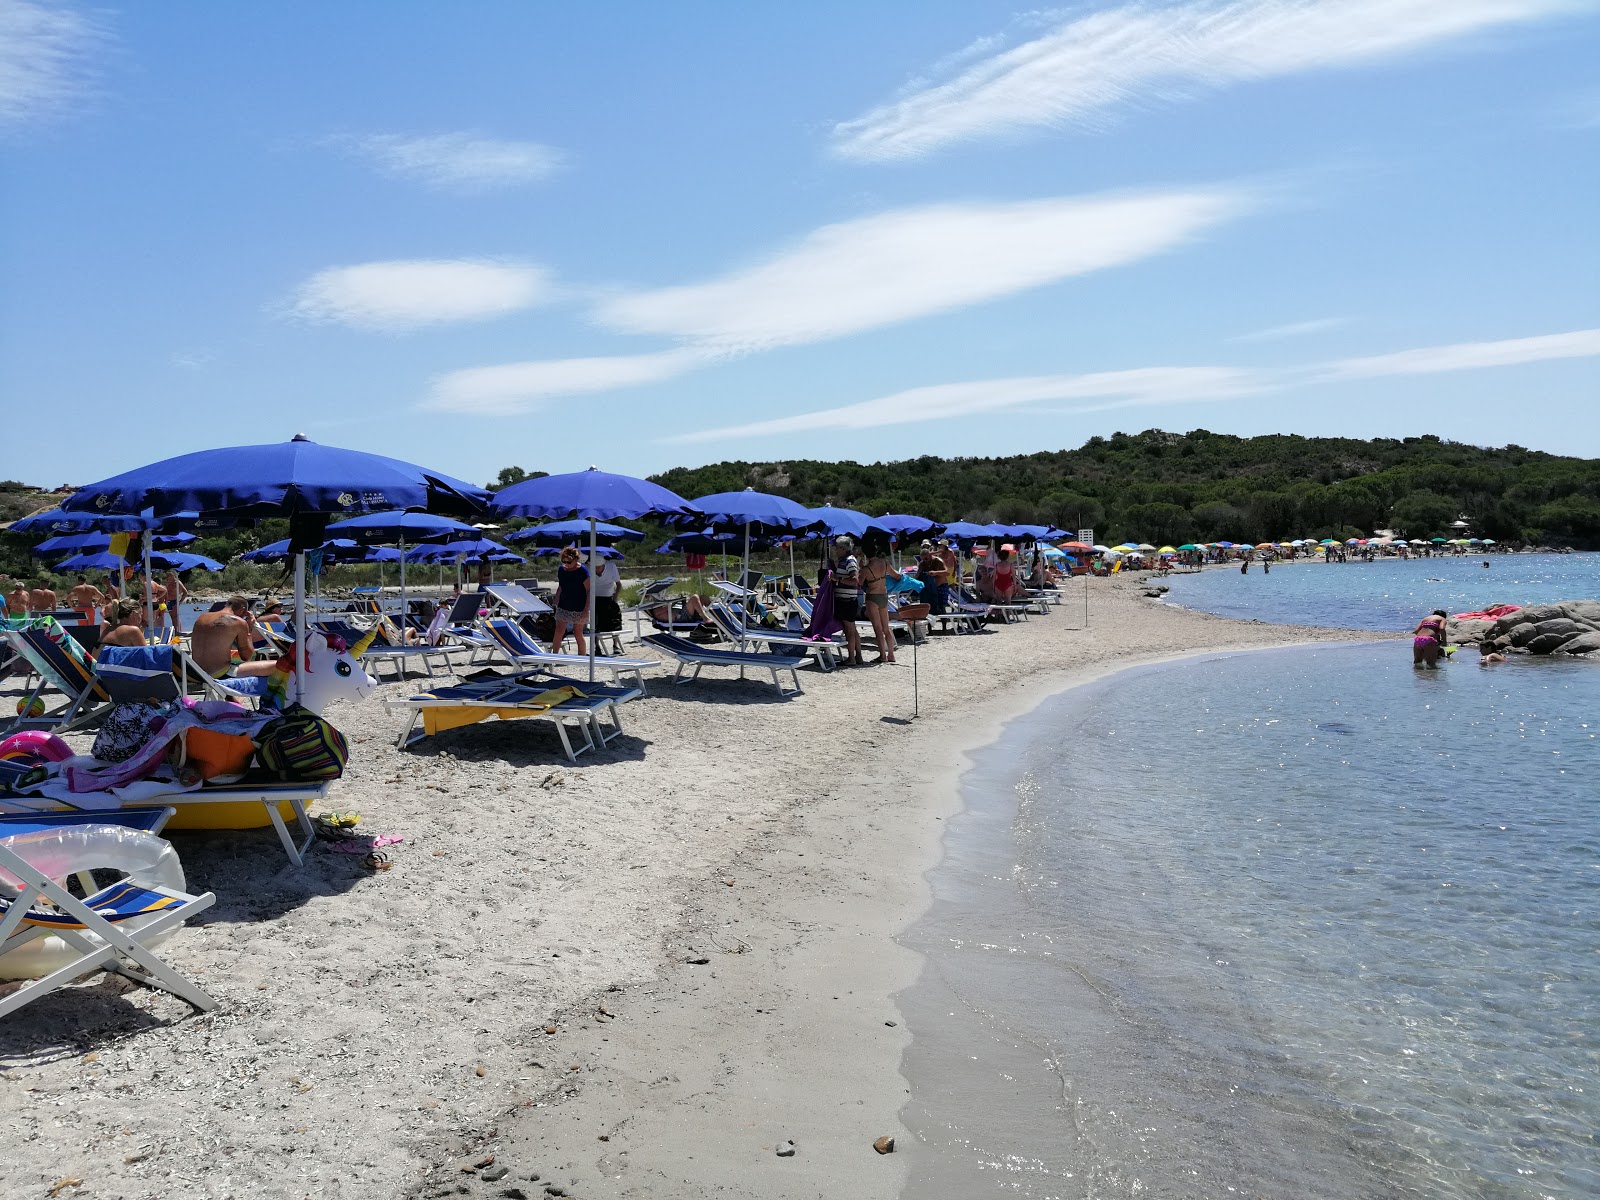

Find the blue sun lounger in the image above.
[
  {"left": 706, "top": 603, "right": 839, "bottom": 671},
  {"left": 482, "top": 618, "right": 655, "bottom": 692},
  {"left": 386, "top": 671, "right": 641, "bottom": 760},
  {"left": 0, "top": 808, "right": 217, "bottom": 1018},
  {"left": 641, "top": 633, "right": 806, "bottom": 696}
]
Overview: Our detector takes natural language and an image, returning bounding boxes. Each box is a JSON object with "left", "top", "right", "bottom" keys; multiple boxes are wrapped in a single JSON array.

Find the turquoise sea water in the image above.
[
  {"left": 1160, "top": 552, "right": 1600, "bottom": 631},
  {"left": 900, "top": 622, "right": 1599, "bottom": 1196}
]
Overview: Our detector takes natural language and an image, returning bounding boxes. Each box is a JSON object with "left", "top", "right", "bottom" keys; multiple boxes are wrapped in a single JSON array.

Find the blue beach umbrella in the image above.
[
  {"left": 693, "top": 490, "right": 823, "bottom": 624},
  {"left": 491, "top": 468, "right": 701, "bottom": 681},
  {"left": 528, "top": 545, "right": 622, "bottom": 560},
  {"left": 941, "top": 521, "right": 998, "bottom": 542},
  {"left": 326, "top": 510, "right": 488, "bottom": 623},
  {"left": 148, "top": 551, "right": 225, "bottom": 573},
  {"left": 806, "top": 506, "right": 889, "bottom": 539},
  {"left": 63, "top": 435, "right": 491, "bottom": 680},
  {"left": 404, "top": 537, "right": 516, "bottom": 564},
  {"left": 874, "top": 513, "right": 945, "bottom": 538},
  {"left": 8, "top": 507, "right": 150, "bottom": 534},
  {"left": 150, "top": 531, "right": 198, "bottom": 548},
  {"left": 54, "top": 550, "right": 133, "bottom": 573},
  {"left": 507, "top": 519, "right": 645, "bottom": 546},
  {"left": 34, "top": 531, "right": 111, "bottom": 557}
]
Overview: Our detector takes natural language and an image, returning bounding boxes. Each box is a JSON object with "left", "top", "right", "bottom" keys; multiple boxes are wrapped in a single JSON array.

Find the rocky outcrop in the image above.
[{"left": 1450, "top": 600, "right": 1600, "bottom": 656}]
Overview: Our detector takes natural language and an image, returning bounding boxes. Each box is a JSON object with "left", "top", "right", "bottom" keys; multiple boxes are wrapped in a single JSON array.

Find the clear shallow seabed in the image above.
[{"left": 900, "top": 600, "right": 1599, "bottom": 1197}]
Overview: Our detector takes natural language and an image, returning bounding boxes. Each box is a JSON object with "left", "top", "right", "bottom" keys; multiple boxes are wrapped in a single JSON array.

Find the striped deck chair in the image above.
[
  {"left": 0, "top": 809, "right": 217, "bottom": 1017},
  {"left": 482, "top": 618, "right": 655, "bottom": 692},
  {"left": 1, "top": 617, "right": 109, "bottom": 734}
]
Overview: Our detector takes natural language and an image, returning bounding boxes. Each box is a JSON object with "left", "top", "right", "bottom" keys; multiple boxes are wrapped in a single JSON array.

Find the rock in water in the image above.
[{"left": 873, "top": 1135, "right": 896, "bottom": 1154}]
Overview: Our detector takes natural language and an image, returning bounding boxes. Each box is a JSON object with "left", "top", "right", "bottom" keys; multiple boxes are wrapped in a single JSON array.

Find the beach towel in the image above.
[
  {"left": 419, "top": 685, "right": 581, "bottom": 736},
  {"left": 804, "top": 573, "right": 845, "bottom": 641}
]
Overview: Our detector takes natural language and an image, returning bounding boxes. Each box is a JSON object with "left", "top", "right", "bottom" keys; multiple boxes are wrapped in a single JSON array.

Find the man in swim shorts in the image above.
[{"left": 190, "top": 596, "right": 263, "bottom": 676}]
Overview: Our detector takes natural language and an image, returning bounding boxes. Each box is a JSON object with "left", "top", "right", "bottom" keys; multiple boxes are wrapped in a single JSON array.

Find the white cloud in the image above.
[
  {"left": 423, "top": 348, "right": 706, "bottom": 415},
  {"left": 1231, "top": 316, "right": 1351, "bottom": 342},
  {"left": 338, "top": 132, "right": 565, "bottom": 191},
  {"left": 288, "top": 260, "right": 548, "bottom": 332},
  {"left": 0, "top": 0, "right": 103, "bottom": 128},
  {"left": 671, "top": 366, "right": 1270, "bottom": 442},
  {"left": 595, "top": 187, "right": 1253, "bottom": 352},
  {"left": 1323, "top": 328, "right": 1600, "bottom": 378},
  {"left": 833, "top": 0, "right": 1585, "bottom": 161},
  {"left": 672, "top": 327, "right": 1600, "bottom": 442}
]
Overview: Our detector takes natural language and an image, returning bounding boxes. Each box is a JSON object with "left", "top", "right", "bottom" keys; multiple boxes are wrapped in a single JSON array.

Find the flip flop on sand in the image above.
[{"left": 362, "top": 852, "right": 391, "bottom": 872}]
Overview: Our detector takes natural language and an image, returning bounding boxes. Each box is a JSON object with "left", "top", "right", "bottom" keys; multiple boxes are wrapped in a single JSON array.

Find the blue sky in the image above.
[{"left": 2, "top": 0, "right": 1598, "bottom": 490}]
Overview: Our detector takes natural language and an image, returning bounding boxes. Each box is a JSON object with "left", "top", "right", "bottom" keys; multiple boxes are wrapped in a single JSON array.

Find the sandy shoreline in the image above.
[{"left": 0, "top": 579, "right": 1388, "bottom": 1199}]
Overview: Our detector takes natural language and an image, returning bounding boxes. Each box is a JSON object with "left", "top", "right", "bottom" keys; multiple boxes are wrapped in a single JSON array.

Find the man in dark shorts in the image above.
[
  {"left": 830, "top": 536, "right": 863, "bottom": 667},
  {"left": 190, "top": 596, "right": 274, "bottom": 677}
]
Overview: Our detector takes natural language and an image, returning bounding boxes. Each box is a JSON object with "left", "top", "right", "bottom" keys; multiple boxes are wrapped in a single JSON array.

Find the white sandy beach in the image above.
[{"left": 0, "top": 577, "right": 1389, "bottom": 1200}]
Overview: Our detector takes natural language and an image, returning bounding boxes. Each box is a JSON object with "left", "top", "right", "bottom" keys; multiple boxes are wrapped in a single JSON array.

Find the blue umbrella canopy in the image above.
[
  {"left": 692, "top": 488, "right": 819, "bottom": 534},
  {"left": 942, "top": 521, "right": 1000, "bottom": 541},
  {"left": 148, "top": 551, "right": 225, "bottom": 573},
  {"left": 34, "top": 531, "right": 112, "bottom": 557},
  {"left": 54, "top": 550, "right": 133, "bottom": 572},
  {"left": 805, "top": 505, "right": 890, "bottom": 539},
  {"left": 654, "top": 531, "right": 760, "bottom": 555},
  {"left": 240, "top": 537, "right": 365, "bottom": 563},
  {"left": 8, "top": 507, "right": 150, "bottom": 534},
  {"left": 151, "top": 531, "right": 199, "bottom": 548},
  {"left": 873, "top": 513, "right": 945, "bottom": 537},
  {"left": 491, "top": 467, "right": 698, "bottom": 522},
  {"left": 404, "top": 537, "right": 516, "bottom": 564},
  {"left": 528, "top": 545, "right": 623, "bottom": 560},
  {"left": 507, "top": 518, "right": 645, "bottom": 546},
  {"left": 325, "top": 509, "right": 484, "bottom": 542},
  {"left": 61, "top": 435, "right": 490, "bottom": 522}
]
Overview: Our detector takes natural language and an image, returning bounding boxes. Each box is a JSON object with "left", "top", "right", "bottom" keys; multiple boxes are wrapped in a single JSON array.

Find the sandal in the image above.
[{"left": 362, "top": 852, "right": 391, "bottom": 872}]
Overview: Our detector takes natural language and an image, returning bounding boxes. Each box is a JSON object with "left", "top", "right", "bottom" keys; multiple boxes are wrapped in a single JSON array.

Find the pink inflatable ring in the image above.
[{"left": 0, "top": 730, "right": 73, "bottom": 766}]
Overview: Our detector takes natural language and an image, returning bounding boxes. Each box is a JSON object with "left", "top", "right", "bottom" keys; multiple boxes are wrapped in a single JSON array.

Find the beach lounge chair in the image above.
[
  {"left": 313, "top": 617, "right": 450, "bottom": 681},
  {"left": 386, "top": 671, "right": 640, "bottom": 760},
  {"left": 706, "top": 602, "right": 839, "bottom": 671},
  {"left": 0, "top": 808, "right": 218, "bottom": 1017},
  {"left": 4, "top": 779, "right": 331, "bottom": 868},
  {"left": 1, "top": 619, "right": 109, "bottom": 734},
  {"left": 481, "top": 618, "right": 655, "bottom": 691},
  {"left": 94, "top": 645, "right": 182, "bottom": 705},
  {"left": 641, "top": 633, "right": 806, "bottom": 696}
]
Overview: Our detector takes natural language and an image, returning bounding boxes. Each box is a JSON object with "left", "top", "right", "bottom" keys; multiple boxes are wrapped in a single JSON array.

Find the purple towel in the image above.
[{"left": 804, "top": 573, "right": 845, "bottom": 640}]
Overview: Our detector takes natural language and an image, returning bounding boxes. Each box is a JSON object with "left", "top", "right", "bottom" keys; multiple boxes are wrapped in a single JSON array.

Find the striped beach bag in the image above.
[{"left": 254, "top": 706, "right": 349, "bottom": 782}]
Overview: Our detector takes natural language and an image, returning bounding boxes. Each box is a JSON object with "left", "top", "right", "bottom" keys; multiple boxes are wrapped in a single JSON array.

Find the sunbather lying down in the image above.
[{"left": 648, "top": 594, "right": 709, "bottom": 623}]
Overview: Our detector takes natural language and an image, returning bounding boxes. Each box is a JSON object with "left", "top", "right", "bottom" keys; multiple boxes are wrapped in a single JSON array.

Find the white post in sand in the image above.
[{"left": 142, "top": 532, "right": 154, "bottom": 636}]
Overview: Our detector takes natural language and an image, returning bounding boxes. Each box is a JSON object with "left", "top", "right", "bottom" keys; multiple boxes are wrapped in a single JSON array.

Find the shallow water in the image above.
[
  {"left": 1160, "top": 552, "right": 1600, "bottom": 631},
  {"left": 899, "top": 643, "right": 1599, "bottom": 1199}
]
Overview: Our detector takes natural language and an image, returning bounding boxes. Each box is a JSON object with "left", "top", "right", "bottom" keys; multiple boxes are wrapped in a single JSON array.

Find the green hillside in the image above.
[{"left": 648, "top": 429, "right": 1600, "bottom": 548}]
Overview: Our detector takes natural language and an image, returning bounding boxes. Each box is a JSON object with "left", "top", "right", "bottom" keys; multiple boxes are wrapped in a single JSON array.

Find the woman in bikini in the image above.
[
  {"left": 859, "top": 534, "right": 903, "bottom": 664},
  {"left": 1412, "top": 609, "right": 1448, "bottom": 668}
]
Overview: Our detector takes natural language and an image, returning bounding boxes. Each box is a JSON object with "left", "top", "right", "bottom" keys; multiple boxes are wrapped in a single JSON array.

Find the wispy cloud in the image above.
[
  {"left": 1324, "top": 327, "right": 1600, "bottom": 378},
  {"left": 832, "top": 0, "right": 1585, "bottom": 161},
  {"left": 0, "top": 0, "right": 104, "bottom": 129},
  {"left": 597, "top": 186, "right": 1251, "bottom": 352},
  {"left": 669, "top": 367, "right": 1268, "bottom": 443},
  {"left": 673, "top": 327, "right": 1600, "bottom": 442},
  {"left": 422, "top": 183, "right": 1254, "bottom": 413},
  {"left": 287, "top": 260, "right": 548, "bottom": 332},
  {"left": 1231, "top": 316, "right": 1351, "bottom": 342},
  {"left": 336, "top": 132, "right": 565, "bottom": 192},
  {"left": 422, "top": 348, "right": 706, "bottom": 415}
]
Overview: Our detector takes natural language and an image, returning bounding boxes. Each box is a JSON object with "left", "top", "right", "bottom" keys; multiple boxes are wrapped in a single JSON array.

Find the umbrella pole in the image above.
[
  {"left": 142, "top": 533, "right": 154, "bottom": 637},
  {"left": 742, "top": 521, "right": 751, "bottom": 631},
  {"left": 399, "top": 532, "right": 407, "bottom": 632},
  {"left": 588, "top": 517, "right": 598, "bottom": 684},
  {"left": 294, "top": 552, "right": 307, "bottom": 688}
]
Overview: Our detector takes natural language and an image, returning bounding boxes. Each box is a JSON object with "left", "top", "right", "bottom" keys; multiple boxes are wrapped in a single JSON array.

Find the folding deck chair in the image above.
[
  {"left": 642, "top": 633, "right": 806, "bottom": 696},
  {"left": 481, "top": 618, "right": 655, "bottom": 691},
  {"left": 313, "top": 618, "right": 451, "bottom": 681},
  {"left": 706, "top": 603, "right": 838, "bottom": 671},
  {"left": 0, "top": 808, "right": 217, "bottom": 1017},
  {"left": 1, "top": 618, "right": 109, "bottom": 734},
  {"left": 386, "top": 671, "right": 640, "bottom": 760}
]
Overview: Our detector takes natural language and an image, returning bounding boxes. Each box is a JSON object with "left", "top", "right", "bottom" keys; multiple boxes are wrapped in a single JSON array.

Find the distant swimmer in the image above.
[
  {"left": 1483, "top": 561, "right": 1491, "bottom": 567},
  {"left": 1412, "top": 609, "right": 1448, "bottom": 669},
  {"left": 1479, "top": 645, "right": 1507, "bottom": 665},
  {"left": 1425, "top": 577, "right": 1445, "bottom": 582}
]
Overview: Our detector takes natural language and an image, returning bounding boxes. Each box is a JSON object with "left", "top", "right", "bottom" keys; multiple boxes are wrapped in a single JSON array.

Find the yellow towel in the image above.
[{"left": 420, "top": 686, "right": 580, "bottom": 736}]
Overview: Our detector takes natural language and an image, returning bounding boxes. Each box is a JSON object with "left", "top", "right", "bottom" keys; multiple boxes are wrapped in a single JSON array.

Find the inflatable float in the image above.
[{"left": 0, "top": 823, "right": 186, "bottom": 980}]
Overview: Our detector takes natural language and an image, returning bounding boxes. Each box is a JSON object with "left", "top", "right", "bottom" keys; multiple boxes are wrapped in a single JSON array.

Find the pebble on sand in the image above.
[
  {"left": 873, "top": 1135, "right": 896, "bottom": 1154},
  {"left": 775, "top": 1140, "right": 797, "bottom": 1157}
]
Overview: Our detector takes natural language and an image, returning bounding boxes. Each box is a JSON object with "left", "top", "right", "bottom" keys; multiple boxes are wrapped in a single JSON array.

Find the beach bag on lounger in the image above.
[{"left": 253, "top": 705, "right": 349, "bottom": 782}]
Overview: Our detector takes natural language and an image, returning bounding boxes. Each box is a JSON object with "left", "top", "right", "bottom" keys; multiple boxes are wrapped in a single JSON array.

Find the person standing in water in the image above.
[{"left": 1412, "top": 609, "right": 1448, "bottom": 668}]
